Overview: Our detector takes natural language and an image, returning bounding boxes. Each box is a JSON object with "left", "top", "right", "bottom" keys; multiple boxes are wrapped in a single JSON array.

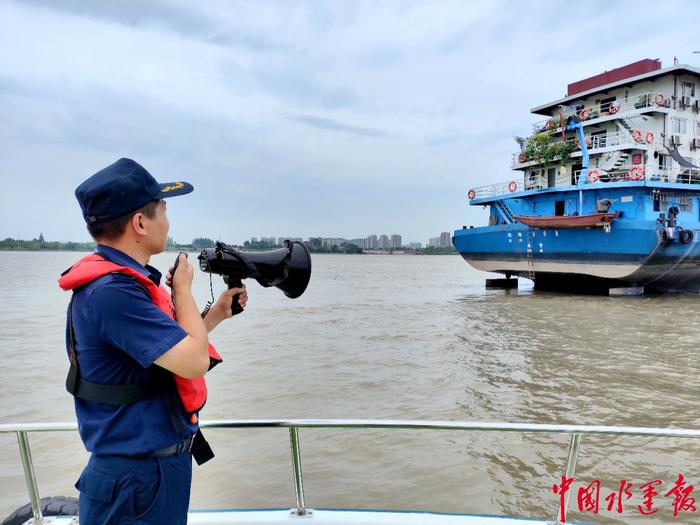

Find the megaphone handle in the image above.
[{"left": 227, "top": 276, "right": 245, "bottom": 316}]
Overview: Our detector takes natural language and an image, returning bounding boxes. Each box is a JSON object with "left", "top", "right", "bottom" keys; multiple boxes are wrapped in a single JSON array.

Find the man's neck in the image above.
[{"left": 99, "top": 238, "right": 151, "bottom": 267}]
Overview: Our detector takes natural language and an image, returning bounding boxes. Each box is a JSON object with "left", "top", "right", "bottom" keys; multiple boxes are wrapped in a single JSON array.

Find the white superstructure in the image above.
[{"left": 511, "top": 61, "right": 700, "bottom": 191}]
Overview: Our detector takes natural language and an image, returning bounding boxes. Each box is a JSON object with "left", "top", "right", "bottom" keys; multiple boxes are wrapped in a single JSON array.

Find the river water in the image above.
[{"left": 0, "top": 251, "right": 699, "bottom": 524}]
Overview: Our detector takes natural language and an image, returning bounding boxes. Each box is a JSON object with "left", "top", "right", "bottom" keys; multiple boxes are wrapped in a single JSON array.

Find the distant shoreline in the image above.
[
  {"left": 0, "top": 247, "right": 458, "bottom": 255},
  {"left": 0, "top": 239, "right": 457, "bottom": 255}
]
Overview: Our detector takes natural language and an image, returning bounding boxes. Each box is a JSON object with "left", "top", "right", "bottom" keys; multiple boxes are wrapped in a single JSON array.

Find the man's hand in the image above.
[
  {"left": 203, "top": 284, "right": 248, "bottom": 332},
  {"left": 156, "top": 253, "right": 210, "bottom": 378},
  {"left": 166, "top": 253, "right": 193, "bottom": 295}
]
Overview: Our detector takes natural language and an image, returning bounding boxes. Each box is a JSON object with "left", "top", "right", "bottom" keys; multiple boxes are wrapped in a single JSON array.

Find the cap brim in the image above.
[{"left": 156, "top": 181, "right": 194, "bottom": 199}]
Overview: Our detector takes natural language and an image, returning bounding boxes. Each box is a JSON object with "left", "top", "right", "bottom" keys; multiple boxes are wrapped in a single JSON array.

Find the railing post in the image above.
[
  {"left": 17, "top": 431, "right": 43, "bottom": 523},
  {"left": 288, "top": 427, "right": 308, "bottom": 516},
  {"left": 556, "top": 433, "right": 582, "bottom": 525}
]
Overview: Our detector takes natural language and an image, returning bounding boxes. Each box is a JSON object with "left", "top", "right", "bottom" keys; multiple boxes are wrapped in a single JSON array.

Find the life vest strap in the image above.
[
  {"left": 191, "top": 428, "right": 215, "bottom": 465},
  {"left": 66, "top": 295, "right": 160, "bottom": 404},
  {"left": 67, "top": 366, "right": 159, "bottom": 404}
]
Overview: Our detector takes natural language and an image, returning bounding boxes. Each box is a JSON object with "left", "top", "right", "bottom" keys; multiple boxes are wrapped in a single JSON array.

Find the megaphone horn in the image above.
[{"left": 198, "top": 240, "right": 312, "bottom": 315}]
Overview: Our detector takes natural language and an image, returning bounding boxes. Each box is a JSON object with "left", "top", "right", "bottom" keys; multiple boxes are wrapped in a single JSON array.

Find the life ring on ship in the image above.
[
  {"left": 655, "top": 93, "right": 665, "bottom": 107},
  {"left": 576, "top": 137, "right": 592, "bottom": 150},
  {"left": 629, "top": 165, "right": 645, "bottom": 180},
  {"left": 578, "top": 108, "right": 590, "bottom": 121},
  {"left": 467, "top": 188, "right": 476, "bottom": 200},
  {"left": 631, "top": 129, "right": 643, "bottom": 143},
  {"left": 679, "top": 229, "right": 694, "bottom": 244},
  {"left": 518, "top": 152, "right": 527, "bottom": 163},
  {"left": 608, "top": 101, "right": 620, "bottom": 114},
  {"left": 587, "top": 169, "right": 601, "bottom": 183},
  {"left": 645, "top": 132, "right": 654, "bottom": 144},
  {"left": 508, "top": 180, "right": 518, "bottom": 192}
]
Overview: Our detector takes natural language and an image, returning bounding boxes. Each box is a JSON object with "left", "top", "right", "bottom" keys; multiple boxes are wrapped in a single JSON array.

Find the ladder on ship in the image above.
[
  {"left": 495, "top": 200, "right": 515, "bottom": 223},
  {"left": 526, "top": 228, "right": 536, "bottom": 281}
]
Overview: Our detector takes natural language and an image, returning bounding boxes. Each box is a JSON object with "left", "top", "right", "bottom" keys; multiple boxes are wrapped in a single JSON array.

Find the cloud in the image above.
[
  {"left": 2, "top": 0, "right": 700, "bottom": 244},
  {"left": 289, "top": 115, "right": 390, "bottom": 139},
  {"left": 14, "top": 0, "right": 287, "bottom": 52},
  {"left": 424, "top": 132, "right": 462, "bottom": 148}
]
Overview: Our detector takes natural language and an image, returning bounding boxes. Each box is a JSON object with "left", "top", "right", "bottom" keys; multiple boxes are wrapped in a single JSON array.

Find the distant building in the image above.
[
  {"left": 287, "top": 237, "right": 303, "bottom": 244},
  {"left": 379, "top": 234, "right": 389, "bottom": 250},
  {"left": 407, "top": 242, "right": 421, "bottom": 249},
  {"left": 390, "top": 234, "right": 402, "bottom": 249},
  {"left": 322, "top": 238, "right": 346, "bottom": 248},
  {"left": 440, "top": 232, "right": 452, "bottom": 248},
  {"left": 428, "top": 237, "right": 440, "bottom": 248},
  {"left": 350, "top": 238, "right": 364, "bottom": 248},
  {"left": 365, "top": 235, "right": 378, "bottom": 249}
]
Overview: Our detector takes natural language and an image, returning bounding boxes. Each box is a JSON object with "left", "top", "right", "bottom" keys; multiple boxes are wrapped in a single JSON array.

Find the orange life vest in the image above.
[{"left": 58, "top": 253, "right": 222, "bottom": 421}]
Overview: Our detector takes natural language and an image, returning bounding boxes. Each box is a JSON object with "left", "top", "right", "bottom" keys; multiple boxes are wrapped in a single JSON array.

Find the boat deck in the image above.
[
  {"left": 3, "top": 419, "right": 699, "bottom": 525},
  {"left": 17, "top": 509, "right": 563, "bottom": 524}
]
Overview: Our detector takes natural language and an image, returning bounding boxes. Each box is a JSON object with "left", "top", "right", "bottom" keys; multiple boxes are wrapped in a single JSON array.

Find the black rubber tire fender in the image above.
[
  {"left": 680, "top": 229, "right": 694, "bottom": 244},
  {"left": 1, "top": 496, "right": 78, "bottom": 525}
]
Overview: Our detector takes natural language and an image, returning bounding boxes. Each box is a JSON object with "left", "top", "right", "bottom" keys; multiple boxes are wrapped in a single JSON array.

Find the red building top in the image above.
[{"left": 567, "top": 59, "right": 662, "bottom": 96}]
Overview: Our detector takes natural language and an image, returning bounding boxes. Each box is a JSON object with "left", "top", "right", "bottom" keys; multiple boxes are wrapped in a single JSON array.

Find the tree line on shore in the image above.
[{"left": 0, "top": 235, "right": 456, "bottom": 255}]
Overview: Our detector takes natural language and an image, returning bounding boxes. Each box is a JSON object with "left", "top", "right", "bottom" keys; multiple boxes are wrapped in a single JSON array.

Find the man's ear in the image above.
[{"left": 131, "top": 212, "right": 147, "bottom": 236}]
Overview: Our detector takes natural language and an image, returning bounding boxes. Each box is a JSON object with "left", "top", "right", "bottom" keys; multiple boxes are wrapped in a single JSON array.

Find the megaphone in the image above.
[{"left": 198, "top": 240, "right": 311, "bottom": 315}]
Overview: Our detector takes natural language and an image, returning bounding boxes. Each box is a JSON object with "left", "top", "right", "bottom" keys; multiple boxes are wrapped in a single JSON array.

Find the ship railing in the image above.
[
  {"left": 470, "top": 179, "right": 525, "bottom": 199},
  {"left": 530, "top": 90, "right": 667, "bottom": 134},
  {"left": 2, "top": 419, "right": 700, "bottom": 525},
  {"left": 469, "top": 166, "right": 700, "bottom": 201},
  {"left": 512, "top": 130, "right": 662, "bottom": 168},
  {"left": 574, "top": 165, "right": 700, "bottom": 184}
]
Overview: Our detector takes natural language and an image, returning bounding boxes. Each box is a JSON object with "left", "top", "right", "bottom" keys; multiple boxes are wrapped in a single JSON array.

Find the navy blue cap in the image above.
[{"left": 75, "top": 158, "right": 194, "bottom": 224}]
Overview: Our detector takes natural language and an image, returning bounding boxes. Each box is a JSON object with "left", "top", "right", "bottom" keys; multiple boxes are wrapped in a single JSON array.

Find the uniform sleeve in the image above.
[{"left": 87, "top": 275, "right": 188, "bottom": 368}]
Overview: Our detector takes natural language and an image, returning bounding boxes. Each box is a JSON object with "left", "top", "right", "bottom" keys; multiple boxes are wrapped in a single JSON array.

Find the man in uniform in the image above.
[{"left": 58, "top": 158, "right": 247, "bottom": 524}]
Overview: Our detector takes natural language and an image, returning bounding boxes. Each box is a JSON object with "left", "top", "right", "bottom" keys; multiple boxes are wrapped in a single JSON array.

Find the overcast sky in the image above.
[{"left": 1, "top": 0, "right": 699, "bottom": 245}]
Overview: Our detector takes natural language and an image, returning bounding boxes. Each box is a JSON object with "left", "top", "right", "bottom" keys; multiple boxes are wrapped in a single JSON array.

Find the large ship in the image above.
[{"left": 453, "top": 59, "right": 700, "bottom": 293}]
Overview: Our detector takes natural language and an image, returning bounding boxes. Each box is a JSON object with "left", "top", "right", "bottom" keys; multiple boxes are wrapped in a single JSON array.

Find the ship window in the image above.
[
  {"left": 672, "top": 118, "right": 687, "bottom": 134},
  {"left": 547, "top": 167, "right": 556, "bottom": 188},
  {"left": 653, "top": 197, "right": 660, "bottom": 212},
  {"left": 591, "top": 130, "right": 607, "bottom": 148},
  {"left": 656, "top": 193, "right": 693, "bottom": 212},
  {"left": 555, "top": 200, "right": 565, "bottom": 216},
  {"left": 572, "top": 162, "right": 582, "bottom": 185},
  {"left": 600, "top": 96, "right": 616, "bottom": 114},
  {"left": 682, "top": 81, "right": 696, "bottom": 97}
]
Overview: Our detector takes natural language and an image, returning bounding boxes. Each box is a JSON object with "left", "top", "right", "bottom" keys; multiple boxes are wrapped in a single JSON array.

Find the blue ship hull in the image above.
[{"left": 453, "top": 182, "right": 700, "bottom": 293}]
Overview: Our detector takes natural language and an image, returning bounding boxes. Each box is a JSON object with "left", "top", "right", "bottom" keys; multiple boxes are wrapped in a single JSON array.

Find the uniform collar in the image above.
[{"left": 95, "top": 244, "right": 162, "bottom": 285}]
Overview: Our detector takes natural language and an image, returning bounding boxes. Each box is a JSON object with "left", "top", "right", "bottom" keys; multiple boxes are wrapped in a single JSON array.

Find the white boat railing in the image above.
[
  {"left": 512, "top": 130, "right": 661, "bottom": 168},
  {"left": 469, "top": 166, "right": 700, "bottom": 200},
  {"left": 530, "top": 90, "right": 668, "bottom": 133},
  {"left": 2, "top": 419, "right": 700, "bottom": 525},
  {"left": 574, "top": 165, "right": 700, "bottom": 184}
]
